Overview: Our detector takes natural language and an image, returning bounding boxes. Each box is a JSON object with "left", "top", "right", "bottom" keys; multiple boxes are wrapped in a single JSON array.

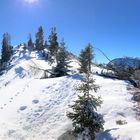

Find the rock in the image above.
[
  {"left": 133, "top": 92, "right": 140, "bottom": 102},
  {"left": 116, "top": 120, "right": 127, "bottom": 125}
]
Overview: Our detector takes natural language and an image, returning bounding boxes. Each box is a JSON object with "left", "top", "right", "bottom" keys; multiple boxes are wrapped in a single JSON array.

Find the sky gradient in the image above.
[{"left": 0, "top": 0, "right": 140, "bottom": 63}]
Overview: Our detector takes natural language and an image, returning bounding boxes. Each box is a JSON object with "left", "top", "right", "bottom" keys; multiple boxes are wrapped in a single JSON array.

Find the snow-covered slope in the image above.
[{"left": 0, "top": 46, "right": 139, "bottom": 140}]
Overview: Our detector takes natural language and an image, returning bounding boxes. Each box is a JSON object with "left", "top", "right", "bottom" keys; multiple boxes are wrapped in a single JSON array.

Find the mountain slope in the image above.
[{"left": 0, "top": 46, "right": 139, "bottom": 140}]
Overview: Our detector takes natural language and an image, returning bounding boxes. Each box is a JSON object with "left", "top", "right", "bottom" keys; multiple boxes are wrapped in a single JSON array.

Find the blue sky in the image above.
[{"left": 0, "top": 0, "right": 140, "bottom": 63}]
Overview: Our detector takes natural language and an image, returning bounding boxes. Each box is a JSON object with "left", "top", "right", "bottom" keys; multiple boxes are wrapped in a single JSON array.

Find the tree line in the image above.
[
  {"left": 0, "top": 26, "right": 96, "bottom": 78},
  {"left": 1, "top": 26, "right": 59, "bottom": 69}
]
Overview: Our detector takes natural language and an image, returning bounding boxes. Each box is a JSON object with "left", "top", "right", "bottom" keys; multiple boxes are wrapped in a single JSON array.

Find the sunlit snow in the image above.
[{"left": 0, "top": 45, "right": 140, "bottom": 140}]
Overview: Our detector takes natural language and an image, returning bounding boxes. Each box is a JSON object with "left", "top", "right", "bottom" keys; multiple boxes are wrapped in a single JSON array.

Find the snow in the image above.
[
  {"left": 0, "top": 46, "right": 140, "bottom": 140},
  {"left": 95, "top": 76, "right": 138, "bottom": 139}
]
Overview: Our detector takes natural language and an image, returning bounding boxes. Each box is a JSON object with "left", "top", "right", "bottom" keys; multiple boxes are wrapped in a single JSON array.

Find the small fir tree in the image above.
[
  {"left": 1, "top": 33, "right": 11, "bottom": 63},
  {"left": 35, "top": 26, "right": 44, "bottom": 50},
  {"left": 79, "top": 43, "right": 94, "bottom": 74},
  {"left": 51, "top": 40, "right": 70, "bottom": 77},
  {"left": 67, "top": 72, "right": 104, "bottom": 140},
  {"left": 28, "top": 33, "right": 33, "bottom": 48},
  {"left": 44, "top": 40, "right": 48, "bottom": 48},
  {"left": 48, "top": 27, "right": 58, "bottom": 56}
]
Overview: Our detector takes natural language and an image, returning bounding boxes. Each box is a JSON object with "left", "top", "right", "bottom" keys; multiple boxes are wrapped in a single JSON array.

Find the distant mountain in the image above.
[{"left": 108, "top": 57, "right": 140, "bottom": 71}]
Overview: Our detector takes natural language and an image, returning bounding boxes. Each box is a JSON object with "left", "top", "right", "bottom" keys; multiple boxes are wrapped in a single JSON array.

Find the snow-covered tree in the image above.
[
  {"left": 79, "top": 43, "right": 94, "bottom": 74},
  {"left": 35, "top": 26, "right": 44, "bottom": 50},
  {"left": 51, "top": 40, "right": 70, "bottom": 77},
  {"left": 67, "top": 71, "right": 104, "bottom": 140}
]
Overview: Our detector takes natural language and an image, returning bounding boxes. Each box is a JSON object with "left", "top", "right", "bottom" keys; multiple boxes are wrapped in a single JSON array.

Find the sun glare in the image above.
[{"left": 24, "top": 0, "right": 38, "bottom": 4}]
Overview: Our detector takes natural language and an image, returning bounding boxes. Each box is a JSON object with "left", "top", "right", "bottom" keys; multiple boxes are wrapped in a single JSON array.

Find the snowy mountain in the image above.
[
  {"left": 108, "top": 57, "right": 140, "bottom": 70},
  {"left": 0, "top": 46, "right": 140, "bottom": 140}
]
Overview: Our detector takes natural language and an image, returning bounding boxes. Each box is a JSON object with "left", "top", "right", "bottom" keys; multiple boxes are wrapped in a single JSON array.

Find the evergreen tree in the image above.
[
  {"left": 51, "top": 40, "right": 70, "bottom": 77},
  {"left": 0, "top": 59, "right": 2, "bottom": 69},
  {"left": 79, "top": 43, "right": 94, "bottom": 74},
  {"left": 27, "top": 33, "right": 33, "bottom": 48},
  {"left": 44, "top": 40, "right": 48, "bottom": 48},
  {"left": 67, "top": 69, "right": 104, "bottom": 140},
  {"left": 48, "top": 27, "right": 58, "bottom": 56},
  {"left": 35, "top": 26, "right": 44, "bottom": 50},
  {"left": 1, "top": 33, "right": 11, "bottom": 63}
]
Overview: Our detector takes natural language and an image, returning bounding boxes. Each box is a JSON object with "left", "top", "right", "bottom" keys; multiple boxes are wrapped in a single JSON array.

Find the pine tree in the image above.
[
  {"left": 44, "top": 40, "right": 48, "bottom": 48},
  {"left": 1, "top": 33, "right": 11, "bottom": 63},
  {"left": 79, "top": 43, "right": 94, "bottom": 74},
  {"left": 35, "top": 26, "right": 44, "bottom": 50},
  {"left": 51, "top": 40, "right": 70, "bottom": 77},
  {"left": 67, "top": 48, "right": 104, "bottom": 139},
  {"left": 67, "top": 72, "right": 104, "bottom": 140},
  {"left": 28, "top": 33, "right": 33, "bottom": 48},
  {"left": 48, "top": 27, "right": 58, "bottom": 56}
]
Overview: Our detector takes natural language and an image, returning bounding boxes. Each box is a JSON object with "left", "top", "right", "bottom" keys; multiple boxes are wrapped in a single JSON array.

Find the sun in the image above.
[{"left": 24, "top": 0, "right": 38, "bottom": 4}]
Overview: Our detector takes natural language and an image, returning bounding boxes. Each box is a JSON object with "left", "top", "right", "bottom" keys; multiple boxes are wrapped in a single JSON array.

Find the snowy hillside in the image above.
[{"left": 0, "top": 46, "right": 140, "bottom": 140}]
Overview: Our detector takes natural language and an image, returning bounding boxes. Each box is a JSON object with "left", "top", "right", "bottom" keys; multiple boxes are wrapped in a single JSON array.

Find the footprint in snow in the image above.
[
  {"left": 34, "top": 108, "right": 43, "bottom": 113},
  {"left": 42, "top": 90, "right": 45, "bottom": 92},
  {"left": 32, "top": 100, "right": 39, "bottom": 104},
  {"left": 34, "top": 113, "right": 40, "bottom": 117},
  {"left": 19, "top": 106, "right": 27, "bottom": 111}
]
